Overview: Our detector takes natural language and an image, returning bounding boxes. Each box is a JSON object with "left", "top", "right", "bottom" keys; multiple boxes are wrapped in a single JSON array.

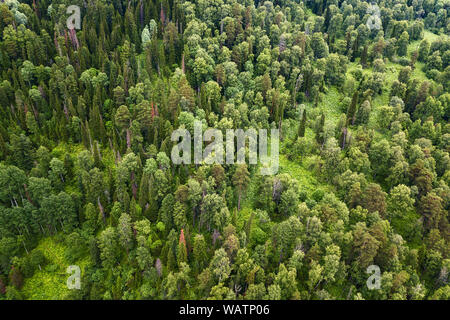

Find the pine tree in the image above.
[
  {"left": 93, "top": 141, "right": 103, "bottom": 169},
  {"left": 315, "top": 113, "right": 326, "bottom": 145},
  {"left": 177, "top": 229, "right": 188, "bottom": 268},
  {"left": 361, "top": 45, "right": 368, "bottom": 67},
  {"left": 298, "top": 109, "right": 306, "bottom": 138}
]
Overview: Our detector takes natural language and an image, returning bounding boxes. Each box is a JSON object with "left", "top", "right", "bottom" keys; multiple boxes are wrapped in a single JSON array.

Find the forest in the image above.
[{"left": 0, "top": 0, "right": 448, "bottom": 300}]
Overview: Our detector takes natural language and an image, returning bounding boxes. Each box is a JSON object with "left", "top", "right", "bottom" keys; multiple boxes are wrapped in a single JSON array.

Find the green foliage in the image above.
[{"left": 0, "top": 0, "right": 448, "bottom": 302}]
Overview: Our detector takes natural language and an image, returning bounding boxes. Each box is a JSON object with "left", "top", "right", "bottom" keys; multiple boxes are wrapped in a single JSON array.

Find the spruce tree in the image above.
[{"left": 298, "top": 109, "right": 307, "bottom": 138}]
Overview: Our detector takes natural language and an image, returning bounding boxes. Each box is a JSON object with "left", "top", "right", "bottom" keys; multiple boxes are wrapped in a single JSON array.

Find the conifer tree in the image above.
[{"left": 298, "top": 109, "right": 307, "bottom": 138}]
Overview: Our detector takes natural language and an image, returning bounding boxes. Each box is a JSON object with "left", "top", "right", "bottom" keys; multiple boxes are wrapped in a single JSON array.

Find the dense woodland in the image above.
[{"left": 0, "top": 0, "right": 449, "bottom": 300}]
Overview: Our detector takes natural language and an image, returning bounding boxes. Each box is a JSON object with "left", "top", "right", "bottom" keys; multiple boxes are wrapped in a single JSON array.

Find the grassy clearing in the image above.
[
  {"left": 21, "top": 236, "right": 89, "bottom": 300},
  {"left": 279, "top": 154, "right": 333, "bottom": 196},
  {"left": 318, "top": 87, "right": 344, "bottom": 124},
  {"left": 408, "top": 30, "right": 441, "bottom": 56}
]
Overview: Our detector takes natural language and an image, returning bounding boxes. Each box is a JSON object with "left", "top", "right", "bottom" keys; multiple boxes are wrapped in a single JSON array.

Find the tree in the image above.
[
  {"left": 115, "top": 105, "right": 131, "bottom": 132},
  {"left": 325, "top": 53, "right": 347, "bottom": 86},
  {"left": 409, "top": 160, "right": 433, "bottom": 198},
  {"left": 9, "top": 266, "right": 23, "bottom": 289},
  {"left": 136, "top": 246, "right": 153, "bottom": 272},
  {"left": 298, "top": 109, "right": 306, "bottom": 138},
  {"left": 275, "top": 263, "right": 298, "bottom": 299},
  {"left": 352, "top": 223, "right": 380, "bottom": 268},
  {"left": 141, "top": 25, "right": 152, "bottom": 47},
  {"left": 418, "top": 39, "right": 430, "bottom": 62},
  {"left": 118, "top": 213, "right": 133, "bottom": 253},
  {"left": 369, "top": 139, "right": 392, "bottom": 181},
  {"left": 323, "top": 138, "right": 342, "bottom": 178},
  {"left": 201, "top": 193, "right": 226, "bottom": 231},
  {"left": 65, "top": 233, "right": 85, "bottom": 263},
  {"left": 159, "top": 194, "right": 175, "bottom": 231},
  {"left": 232, "top": 164, "right": 250, "bottom": 211},
  {"left": 397, "top": 31, "right": 409, "bottom": 56},
  {"left": 0, "top": 237, "right": 19, "bottom": 275},
  {"left": 98, "top": 227, "right": 120, "bottom": 269},
  {"left": 21, "top": 60, "right": 37, "bottom": 86},
  {"left": 208, "top": 282, "right": 235, "bottom": 300},
  {"left": 40, "top": 192, "right": 77, "bottom": 233},
  {"left": 288, "top": 250, "right": 305, "bottom": 276},
  {"left": 323, "top": 245, "right": 341, "bottom": 283},
  {"left": 49, "top": 158, "right": 66, "bottom": 189},
  {"left": 9, "top": 134, "right": 34, "bottom": 170},
  {"left": 414, "top": 96, "right": 444, "bottom": 122},
  {"left": 209, "top": 248, "right": 231, "bottom": 284},
  {"left": 280, "top": 188, "right": 299, "bottom": 216},
  {"left": 188, "top": 179, "right": 202, "bottom": 227},
  {"left": 193, "top": 234, "right": 208, "bottom": 273},
  {"left": 113, "top": 86, "right": 125, "bottom": 107},
  {"left": 387, "top": 185, "right": 415, "bottom": 219},
  {"left": 177, "top": 229, "right": 188, "bottom": 268},
  {"left": 83, "top": 203, "right": 98, "bottom": 232},
  {"left": 311, "top": 33, "right": 329, "bottom": 59},
  {"left": 362, "top": 183, "right": 387, "bottom": 217},
  {"left": 398, "top": 67, "right": 412, "bottom": 84},
  {"left": 419, "top": 193, "right": 444, "bottom": 232},
  {"left": 0, "top": 164, "right": 27, "bottom": 207},
  {"left": 173, "top": 201, "right": 187, "bottom": 231},
  {"left": 315, "top": 113, "right": 326, "bottom": 145},
  {"left": 245, "top": 283, "right": 266, "bottom": 300},
  {"left": 272, "top": 216, "right": 302, "bottom": 261}
]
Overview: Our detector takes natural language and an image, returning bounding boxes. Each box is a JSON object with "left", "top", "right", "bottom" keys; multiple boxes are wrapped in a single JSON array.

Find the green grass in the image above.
[
  {"left": 408, "top": 30, "right": 442, "bottom": 56},
  {"left": 279, "top": 154, "right": 333, "bottom": 195},
  {"left": 318, "top": 87, "right": 344, "bottom": 124},
  {"left": 21, "top": 236, "right": 90, "bottom": 300}
]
